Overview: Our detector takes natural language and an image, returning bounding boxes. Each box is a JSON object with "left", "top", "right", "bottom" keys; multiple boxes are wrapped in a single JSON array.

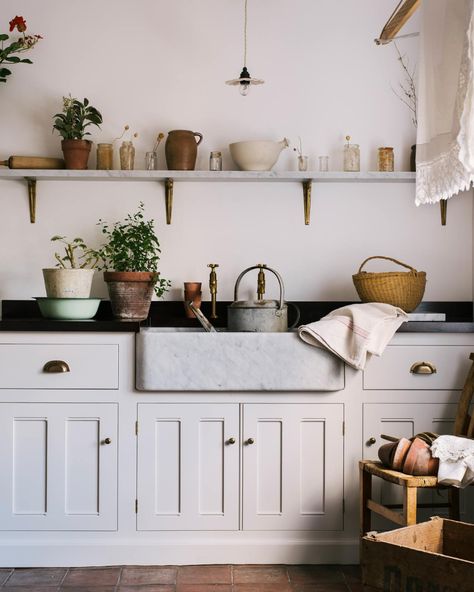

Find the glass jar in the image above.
[
  {"left": 145, "top": 151, "right": 158, "bottom": 170},
  {"left": 318, "top": 155, "right": 329, "bottom": 172},
  {"left": 120, "top": 141, "right": 135, "bottom": 170},
  {"left": 343, "top": 142, "right": 360, "bottom": 172},
  {"left": 378, "top": 147, "right": 394, "bottom": 172},
  {"left": 297, "top": 155, "right": 308, "bottom": 171},
  {"left": 209, "top": 151, "right": 222, "bottom": 171},
  {"left": 97, "top": 143, "right": 114, "bottom": 170}
]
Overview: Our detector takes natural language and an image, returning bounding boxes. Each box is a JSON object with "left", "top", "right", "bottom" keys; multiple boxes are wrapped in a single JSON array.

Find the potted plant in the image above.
[
  {"left": 43, "top": 235, "right": 98, "bottom": 298},
  {"left": 52, "top": 95, "right": 103, "bottom": 169},
  {"left": 94, "top": 203, "right": 170, "bottom": 320}
]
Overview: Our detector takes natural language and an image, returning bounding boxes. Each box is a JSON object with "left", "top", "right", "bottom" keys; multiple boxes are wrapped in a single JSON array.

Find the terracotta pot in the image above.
[
  {"left": 104, "top": 271, "right": 157, "bottom": 320},
  {"left": 402, "top": 437, "right": 439, "bottom": 476},
  {"left": 61, "top": 139, "right": 92, "bottom": 170},
  {"left": 165, "top": 130, "right": 203, "bottom": 170}
]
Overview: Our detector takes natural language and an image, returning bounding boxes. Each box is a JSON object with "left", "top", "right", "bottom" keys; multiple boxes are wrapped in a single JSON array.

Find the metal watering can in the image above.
[{"left": 227, "top": 265, "right": 300, "bottom": 332}]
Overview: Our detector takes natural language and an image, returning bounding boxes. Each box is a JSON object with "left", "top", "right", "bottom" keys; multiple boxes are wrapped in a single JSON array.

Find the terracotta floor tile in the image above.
[
  {"left": 287, "top": 565, "right": 344, "bottom": 584},
  {"left": 62, "top": 567, "right": 121, "bottom": 587},
  {"left": 177, "top": 585, "right": 231, "bottom": 592},
  {"left": 233, "top": 585, "right": 292, "bottom": 592},
  {"left": 177, "top": 566, "right": 231, "bottom": 585},
  {"left": 2, "top": 588, "right": 60, "bottom": 592},
  {"left": 118, "top": 587, "right": 176, "bottom": 592},
  {"left": 59, "top": 587, "right": 116, "bottom": 592},
  {"left": 121, "top": 567, "right": 177, "bottom": 585},
  {"left": 0, "top": 569, "right": 13, "bottom": 585},
  {"left": 233, "top": 566, "right": 289, "bottom": 584},
  {"left": 5, "top": 568, "right": 67, "bottom": 587}
]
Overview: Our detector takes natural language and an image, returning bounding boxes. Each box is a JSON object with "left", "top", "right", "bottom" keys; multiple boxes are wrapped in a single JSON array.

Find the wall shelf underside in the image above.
[{"left": 0, "top": 169, "right": 417, "bottom": 225}]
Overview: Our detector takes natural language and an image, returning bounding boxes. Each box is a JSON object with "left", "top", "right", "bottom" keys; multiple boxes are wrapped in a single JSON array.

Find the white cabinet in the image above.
[
  {"left": 137, "top": 403, "right": 240, "bottom": 530},
  {"left": 243, "top": 403, "right": 344, "bottom": 531},
  {"left": 137, "top": 402, "right": 344, "bottom": 532},
  {"left": 0, "top": 403, "right": 118, "bottom": 530}
]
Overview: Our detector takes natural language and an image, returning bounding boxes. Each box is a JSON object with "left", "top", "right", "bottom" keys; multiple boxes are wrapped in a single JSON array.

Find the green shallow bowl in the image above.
[{"left": 34, "top": 297, "right": 101, "bottom": 320}]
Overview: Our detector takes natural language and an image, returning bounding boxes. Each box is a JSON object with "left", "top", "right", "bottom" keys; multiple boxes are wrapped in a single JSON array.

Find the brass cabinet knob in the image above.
[
  {"left": 103, "top": 438, "right": 112, "bottom": 445},
  {"left": 43, "top": 360, "right": 70, "bottom": 373},
  {"left": 227, "top": 437, "right": 236, "bottom": 445},
  {"left": 367, "top": 437, "right": 377, "bottom": 446},
  {"left": 246, "top": 438, "right": 255, "bottom": 445},
  {"left": 410, "top": 361, "right": 437, "bottom": 375}
]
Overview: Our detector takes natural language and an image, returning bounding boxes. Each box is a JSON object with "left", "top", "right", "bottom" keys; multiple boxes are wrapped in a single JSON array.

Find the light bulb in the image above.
[{"left": 239, "top": 83, "right": 250, "bottom": 96}]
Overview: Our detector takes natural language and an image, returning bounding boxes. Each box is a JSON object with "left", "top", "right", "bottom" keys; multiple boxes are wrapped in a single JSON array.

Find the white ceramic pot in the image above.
[
  {"left": 229, "top": 138, "right": 289, "bottom": 171},
  {"left": 42, "top": 268, "right": 95, "bottom": 298}
]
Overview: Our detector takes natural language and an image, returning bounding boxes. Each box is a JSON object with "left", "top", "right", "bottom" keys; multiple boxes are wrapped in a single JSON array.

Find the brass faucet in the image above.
[
  {"left": 257, "top": 263, "right": 266, "bottom": 300},
  {"left": 208, "top": 263, "right": 219, "bottom": 319}
]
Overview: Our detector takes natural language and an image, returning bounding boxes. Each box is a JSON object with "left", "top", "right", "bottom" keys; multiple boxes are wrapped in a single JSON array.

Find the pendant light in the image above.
[{"left": 225, "top": 0, "right": 264, "bottom": 96}]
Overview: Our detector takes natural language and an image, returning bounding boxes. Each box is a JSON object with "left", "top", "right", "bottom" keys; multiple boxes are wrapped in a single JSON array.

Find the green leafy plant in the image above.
[
  {"left": 94, "top": 203, "right": 170, "bottom": 297},
  {"left": 52, "top": 96, "right": 103, "bottom": 140},
  {"left": 50, "top": 235, "right": 98, "bottom": 269},
  {"left": 0, "top": 16, "right": 42, "bottom": 83}
]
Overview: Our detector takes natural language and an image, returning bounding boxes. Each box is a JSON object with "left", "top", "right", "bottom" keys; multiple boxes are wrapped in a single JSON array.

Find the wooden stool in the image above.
[{"left": 360, "top": 352, "right": 474, "bottom": 535}]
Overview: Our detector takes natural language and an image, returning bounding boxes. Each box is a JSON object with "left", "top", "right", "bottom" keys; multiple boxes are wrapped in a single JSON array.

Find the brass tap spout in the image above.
[
  {"left": 257, "top": 263, "right": 266, "bottom": 300},
  {"left": 208, "top": 263, "right": 219, "bottom": 319}
]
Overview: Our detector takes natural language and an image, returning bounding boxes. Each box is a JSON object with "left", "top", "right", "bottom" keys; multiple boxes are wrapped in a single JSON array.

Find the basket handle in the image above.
[{"left": 358, "top": 256, "right": 418, "bottom": 274}]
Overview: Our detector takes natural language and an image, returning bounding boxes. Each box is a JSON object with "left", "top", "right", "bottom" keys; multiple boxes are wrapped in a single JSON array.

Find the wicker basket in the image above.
[{"left": 352, "top": 256, "right": 426, "bottom": 312}]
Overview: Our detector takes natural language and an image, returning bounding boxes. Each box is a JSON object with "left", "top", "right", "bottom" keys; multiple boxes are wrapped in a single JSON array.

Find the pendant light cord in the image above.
[{"left": 243, "top": 0, "right": 248, "bottom": 67}]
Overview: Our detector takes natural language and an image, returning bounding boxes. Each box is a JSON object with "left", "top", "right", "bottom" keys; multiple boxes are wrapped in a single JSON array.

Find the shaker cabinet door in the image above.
[
  {"left": 137, "top": 403, "right": 239, "bottom": 531},
  {"left": 242, "top": 403, "right": 344, "bottom": 531},
  {"left": 0, "top": 402, "right": 118, "bottom": 530}
]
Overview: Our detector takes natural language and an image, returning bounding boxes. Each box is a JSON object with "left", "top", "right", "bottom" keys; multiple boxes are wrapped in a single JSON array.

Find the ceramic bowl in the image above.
[
  {"left": 35, "top": 297, "right": 101, "bottom": 320},
  {"left": 229, "top": 139, "right": 288, "bottom": 171}
]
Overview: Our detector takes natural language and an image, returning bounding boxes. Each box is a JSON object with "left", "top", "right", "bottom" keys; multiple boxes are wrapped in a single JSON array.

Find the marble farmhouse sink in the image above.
[{"left": 136, "top": 328, "right": 344, "bottom": 391}]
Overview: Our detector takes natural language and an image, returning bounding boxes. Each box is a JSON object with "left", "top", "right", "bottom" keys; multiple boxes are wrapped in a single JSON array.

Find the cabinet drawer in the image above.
[
  {"left": 363, "top": 345, "right": 474, "bottom": 390},
  {"left": 0, "top": 344, "right": 119, "bottom": 389}
]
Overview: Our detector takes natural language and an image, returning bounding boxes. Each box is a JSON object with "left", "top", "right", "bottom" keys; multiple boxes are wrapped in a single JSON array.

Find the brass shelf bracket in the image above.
[
  {"left": 302, "top": 180, "right": 312, "bottom": 225},
  {"left": 25, "top": 177, "right": 37, "bottom": 223},
  {"left": 165, "top": 178, "right": 174, "bottom": 225},
  {"left": 440, "top": 199, "right": 447, "bottom": 226}
]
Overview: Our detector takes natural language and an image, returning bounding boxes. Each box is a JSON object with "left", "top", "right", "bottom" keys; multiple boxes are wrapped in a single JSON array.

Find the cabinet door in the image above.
[
  {"left": 363, "top": 402, "right": 457, "bottom": 459},
  {"left": 0, "top": 403, "right": 117, "bottom": 530},
  {"left": 243, "top": 403, "right": 344, "bottom": 531},
  {"left": 363, "top": 402, "right": 460, "bottom": 522},
  {"left": 137, "top": 403, "right": 239, "bottom": 530}
]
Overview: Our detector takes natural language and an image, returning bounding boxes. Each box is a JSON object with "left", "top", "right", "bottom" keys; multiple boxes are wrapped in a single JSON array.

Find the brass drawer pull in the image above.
[
  {"left": 246, "top": 438, "right": 255, "bottom": 445},
  {"left": 226, "top": 437, "right": 236, "bottom": 445},
  {"left": 103, "top": 438, "right": 112, "bottom": 445},
  {"left": 410, "top": 361, "right": 437, "bottom": 375},
  {"left": 367, "top": 437, "right": 377, "bottom": 446},
  {"left": 43, "top": 360, "right": 70, "bottom": 373}
]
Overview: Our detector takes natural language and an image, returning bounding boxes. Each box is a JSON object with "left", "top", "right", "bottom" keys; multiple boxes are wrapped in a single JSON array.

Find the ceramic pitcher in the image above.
[{"left": 165, "top": 130, "right": 203, "bottom": 170}]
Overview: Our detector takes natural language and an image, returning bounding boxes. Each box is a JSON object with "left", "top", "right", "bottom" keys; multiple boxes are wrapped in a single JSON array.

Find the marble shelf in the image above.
[{"left": 0, "top": 168, "right": 416, "bottom": 225}]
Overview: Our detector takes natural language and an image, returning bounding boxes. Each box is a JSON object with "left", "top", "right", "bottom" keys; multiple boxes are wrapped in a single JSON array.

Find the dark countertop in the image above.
[{"left": 0, "top": 300, "right": 473, "bottom": 333}]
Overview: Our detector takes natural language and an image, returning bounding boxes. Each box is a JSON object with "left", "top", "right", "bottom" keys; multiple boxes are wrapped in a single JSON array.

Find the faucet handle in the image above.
[{"left": 208, "top": 263, "right": 219, "bottom": 270}]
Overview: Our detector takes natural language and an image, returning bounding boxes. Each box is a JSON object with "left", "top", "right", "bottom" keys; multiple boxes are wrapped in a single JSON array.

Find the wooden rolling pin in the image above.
[{"left": 0, "top": 155, "right": 65, "bottom": 169}]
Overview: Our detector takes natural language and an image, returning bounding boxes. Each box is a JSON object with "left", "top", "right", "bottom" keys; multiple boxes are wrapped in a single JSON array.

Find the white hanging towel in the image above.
[
  {"left": 416, "top": 0, "right": 474, "bottom": 205},
  {"left": 297, "top": 303, "right": 408, "bottom": 370},
  {"left": 431, "top": 435, "right": 474, "bottom": 488}
]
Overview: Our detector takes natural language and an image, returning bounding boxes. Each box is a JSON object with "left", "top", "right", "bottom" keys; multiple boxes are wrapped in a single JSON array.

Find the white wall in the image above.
[{"left": 0, "top": 0, "right": 471, "bottom": 303}]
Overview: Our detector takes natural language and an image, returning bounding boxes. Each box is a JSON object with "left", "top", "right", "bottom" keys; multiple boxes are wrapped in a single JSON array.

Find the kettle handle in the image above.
[
  {"left": 233, "top": 265, "right": 285, "bottom": 310},
  {"left": 288, "top": 302, "right": 301, "bottom": 329}
]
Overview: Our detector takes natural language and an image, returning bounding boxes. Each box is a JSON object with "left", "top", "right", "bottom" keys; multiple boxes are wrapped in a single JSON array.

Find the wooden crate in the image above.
[{"left": 361, "top": 517, "right": 474, "bottom": 592}]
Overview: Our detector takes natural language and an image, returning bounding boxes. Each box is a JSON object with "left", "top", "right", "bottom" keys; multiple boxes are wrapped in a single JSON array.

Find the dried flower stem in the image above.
[{"left": 392, "top": 42, "right": 417, "bottom": 127}]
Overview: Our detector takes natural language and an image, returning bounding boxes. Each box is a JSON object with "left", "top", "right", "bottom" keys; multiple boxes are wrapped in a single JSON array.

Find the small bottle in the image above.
[
  {"left": 209, "top": 151, "right": 222, "bottom": 171},
  {"left": 378, "top": 147, "right": 394, "bottom": 172},
  {"left": 97, "top": 143, "right": 114, "bottom": 170},
  {"left": 120, "top": 140, "right": 135, "bottom": 170},
  {"left": 343, "top": 135, "right": 360, "bottom": 172}
]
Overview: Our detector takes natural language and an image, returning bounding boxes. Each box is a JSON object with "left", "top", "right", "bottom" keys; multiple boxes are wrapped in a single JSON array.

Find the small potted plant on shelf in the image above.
[
  {"left": 52, "top": 95, "right": 103, "bottom": 169},
  {"left": 43, "top": 235, "right": 98, "bottom": 298},
  {"left": 94, "top": 202, "right": 170, "bottom": 320}
]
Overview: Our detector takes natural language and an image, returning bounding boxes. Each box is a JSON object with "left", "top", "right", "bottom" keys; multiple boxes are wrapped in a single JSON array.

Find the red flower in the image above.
[{"left": 9, "top": 16, "right": 27, "bottom": 33}]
